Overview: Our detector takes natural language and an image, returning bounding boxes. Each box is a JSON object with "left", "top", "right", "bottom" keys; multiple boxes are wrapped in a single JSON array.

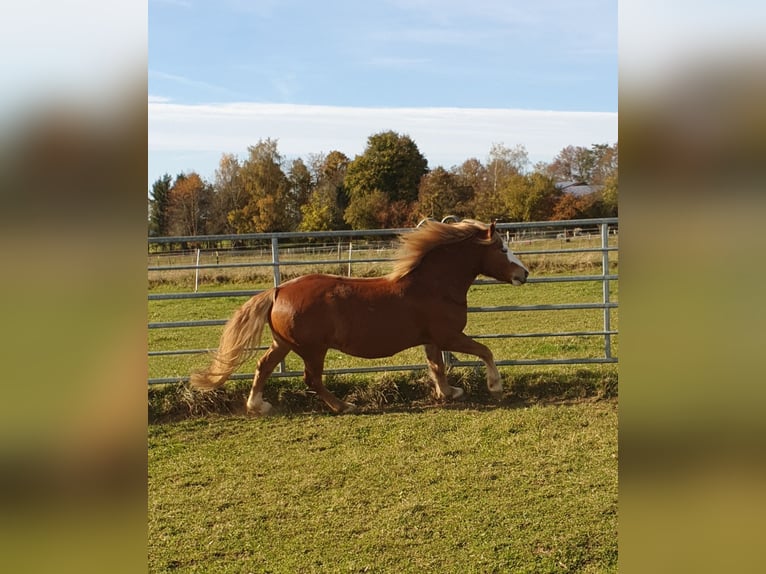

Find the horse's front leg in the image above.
[
  {"left": 440, "top": 334, "right": 504, "bottom": 400},
  {"left": 424, "top": 344, "right": 464, "bottom": 400}
]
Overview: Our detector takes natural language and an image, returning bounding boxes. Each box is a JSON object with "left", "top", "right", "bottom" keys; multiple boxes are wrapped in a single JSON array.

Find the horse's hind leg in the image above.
[
  {"left": 246, "top": 337, "right": 290, "bottom": 416},
  {"left": 424, "top": 344, "right": 464, "bottom": 400},
  {"left": 301, "top": 351, "right": 357, "bottom": 414}
]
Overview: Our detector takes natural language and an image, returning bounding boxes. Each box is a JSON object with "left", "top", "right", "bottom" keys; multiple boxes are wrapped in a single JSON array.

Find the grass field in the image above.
[
  {"left": 148, "top": 237, "right": 618, "bottom": 572},
  {"left": 149, "top": 402, "right": 617, "bottom": 573}
]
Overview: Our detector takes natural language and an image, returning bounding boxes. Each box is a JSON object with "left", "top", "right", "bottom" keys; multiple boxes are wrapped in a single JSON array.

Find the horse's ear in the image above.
[{"left": 489, "top": 221, "right": 497, "bottom": 237}]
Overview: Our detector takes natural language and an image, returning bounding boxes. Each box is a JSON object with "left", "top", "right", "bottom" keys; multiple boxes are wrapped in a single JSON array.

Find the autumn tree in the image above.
[
  {"left": 551, "top": 192, "right": 590, "bottom": 220},
  {"left": 502, "top": 172, "right": 561, "bottom": 222},
  {"left": 344, "top": 131, "right": 428, "bottom": 229},
  {"left": 452, "top": 158, "right": 488, "bottom": 218},
  {"left": 300, "top": 151, "right": 349, "bottom": 231},
  {"left": 590, "top": 142, "right": 618, "bottom": 185},
  {"left": 471, "top": 144, "right": 529, "bottom": 222},
  {"left": 166, "top": 172, "right": 213, "bottom": 236},
  {"left": 208, "top": 153, "right": 244, "bottom": 234},
  {"left": 228, "top": 139, "right": 294, "bottom": 233},
  {"left": 343, "top": 189, "right": 391, "bottom": 229},
  {"left": 600, "top": 170, "right": 618, "bottom": 216},
  {"left": 414, "top": 166, "right": 474, "bottom": 221},
  {"left": 287, "top": 157, "right": 313, "bottom": 227},
  {"left": 546, "top": 145, "right": 597, "bottom": 182},
  {"left": 148, "top": 173, "right": 172, "bottom": 236}
]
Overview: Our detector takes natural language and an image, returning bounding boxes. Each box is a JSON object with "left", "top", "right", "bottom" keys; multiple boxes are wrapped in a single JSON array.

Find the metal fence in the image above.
[{"left": 148, "top": 218, "right": 618, "bottom": 385}]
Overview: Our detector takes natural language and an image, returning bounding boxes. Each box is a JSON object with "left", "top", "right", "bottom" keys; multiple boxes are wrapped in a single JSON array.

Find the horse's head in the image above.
[{"left": 479, "top": 222, "right": 529, "bottom": 286}]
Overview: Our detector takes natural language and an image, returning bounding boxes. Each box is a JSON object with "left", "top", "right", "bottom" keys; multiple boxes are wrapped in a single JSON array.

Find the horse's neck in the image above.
[{"left": 404, "top": 246, "right": 480, "bottom": 302}]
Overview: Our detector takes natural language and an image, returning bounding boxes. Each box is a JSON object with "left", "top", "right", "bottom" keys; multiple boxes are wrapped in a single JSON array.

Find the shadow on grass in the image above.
[{"left": 148, "top": 367, "right": 617, "bottom": 424}]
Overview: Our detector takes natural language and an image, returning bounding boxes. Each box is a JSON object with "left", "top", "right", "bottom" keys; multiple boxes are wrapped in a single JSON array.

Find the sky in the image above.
[{"left": 148, "top": 0, "right": 618, "bottom": 188}]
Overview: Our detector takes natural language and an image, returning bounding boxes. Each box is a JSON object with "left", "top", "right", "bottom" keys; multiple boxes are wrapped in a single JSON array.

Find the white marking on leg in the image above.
[
  {"left": 246, "top": 391, "right": 273, "bottom": 415},
  {"left": 487, "top": 364, "right": 502, "bottom": 394}
]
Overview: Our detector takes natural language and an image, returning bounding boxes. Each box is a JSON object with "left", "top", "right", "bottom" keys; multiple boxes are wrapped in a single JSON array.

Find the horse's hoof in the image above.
[
  {"left": 246, "top": 400, "right": 273, "bottom": 416},
  {"left": 450, "top": 386, "right": 465, "bottom": 400},
  {"left": 490, "top": 390, "right": 503, "bottom": 401}
]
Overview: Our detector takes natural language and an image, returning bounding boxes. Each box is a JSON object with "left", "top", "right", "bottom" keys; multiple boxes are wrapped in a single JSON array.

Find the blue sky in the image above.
[{"left": 149, "top": 0, "right": 618, "bottom": 187}]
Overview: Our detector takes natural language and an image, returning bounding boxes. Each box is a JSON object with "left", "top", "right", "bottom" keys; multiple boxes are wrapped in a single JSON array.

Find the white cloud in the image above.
[{"left": 148, "top": 100, "right": 616, "bottom": 183}]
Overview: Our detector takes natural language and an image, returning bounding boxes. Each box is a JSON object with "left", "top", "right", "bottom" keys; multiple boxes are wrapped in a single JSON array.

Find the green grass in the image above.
[
  {"left": 148, "top": 402, "right": 617, "bottom": 573},
  {"left": 148, "top": 240, "right": 619, "bottom": 572}
]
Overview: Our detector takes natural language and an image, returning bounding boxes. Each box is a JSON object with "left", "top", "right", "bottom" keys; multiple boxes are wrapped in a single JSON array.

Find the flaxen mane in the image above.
[{"left": 389, "top": 219, "right": 499, "bottom": 280}]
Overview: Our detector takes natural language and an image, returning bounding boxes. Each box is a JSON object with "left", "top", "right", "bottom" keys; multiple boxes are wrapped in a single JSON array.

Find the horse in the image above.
[{"left": 190, "top": 219, "right": 529, "bottom": 414}]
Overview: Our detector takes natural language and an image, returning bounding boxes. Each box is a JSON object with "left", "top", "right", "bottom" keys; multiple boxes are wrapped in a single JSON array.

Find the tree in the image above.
[
  {"left": 600, "top": 170, "right": 618, "bottom": 216},
  {"left": 414, "top": 166, "right": 474, "bottom": 220},
  {"left": 546, "top": 145, "right": 597, "bottom": 183},
  {"left": 590, "top": 142, "right": 618, "bottom": 185},
  {"left": 148, "top": 173, "right": 172, "bottom": 236},
  {"left": 344, "top": 131, "right": 428, "bottom": 228},
  {"left": 470, "top": 144, "right": 529, "bottom": 223},
  {"left": 551, "top": 192, "right": 590, "bottom": 220},
  {"left": 487, "top": 142, "right": 529, "bottom": 189},
  {"left": 209, "top": 153, "right": 244, "bottom": 234},
  {"left": 343, "top": 189, "right": 390, "bottom": 229},
  {"left": 300, "top": 151, "right": 350, "bottom": 231},
  {"left": 502, "top": 172, "right": 561, "bottom": 222},
  {"left": 166, "top": 172, "right": 212, "bottom": 236},
  {"left": 228, "top": 139, "right": 293, "bottom": 233},
  {"left": 453, "top": 158, "right": 488, "bottom": 218},
  {"left": 287, "top": 157, "right": 313, "bottom": 227}
]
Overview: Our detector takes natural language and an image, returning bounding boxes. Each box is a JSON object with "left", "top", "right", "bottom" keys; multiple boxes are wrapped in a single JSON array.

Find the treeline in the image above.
[{"left": 148, "top": 130, "right": 617, "bottom": 237}]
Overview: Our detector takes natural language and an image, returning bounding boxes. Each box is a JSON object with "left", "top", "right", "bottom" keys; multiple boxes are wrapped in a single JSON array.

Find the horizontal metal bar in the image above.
[
  {"left": 149, "top": 331, "right": 620, "bottom": 357},
  {"left": 526, "top": 275, "right": 618, "bottom": 284},
  {"left": 147, "top": 276, "right": 618, "bottom": 296},
  {"left": 149, "top": 345, "right": 267, "bottom": 357},
  {"left": 472, "top": 330, "right": 619, "bottom": 339},
  {"left": 149, "top": 262, "right": 275, "bottom": 271},
  {"left": 147, "top": 355, "right": 618, "bottom": 385},
  {"left": 147, "top": 276, "right": 617, "bottom": 302},
  {"left": 149, "top": 349, "right": 214, "bottom": 357},
  {"left": 148, "top": 290, "right": 261, "bottom": 301},
  {"left": 513, "top": 247, "right": 618, "bottom": 256},
  {"left": 148, "top": 304, "right": 618, "bottom": 331},
  {"left": 458, "top": 357, "right": 618, "bottom": 367},
  {"left": 149, "top": 257, "right": 394, "bottom": 272},
  {"left": 147, "top": 218, "right": 618, "bottom": 245},
  {"left": 149, "top": 320, "right": 227, "bottom": 329},
  {"left": 468, "top": 302, "right": 618, "bottom": 312}
]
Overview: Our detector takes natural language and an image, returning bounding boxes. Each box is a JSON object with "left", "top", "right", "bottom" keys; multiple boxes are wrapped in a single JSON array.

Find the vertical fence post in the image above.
[
  {"left": 347, "top": 242, "right": 353, "bottom": 277},
  {"left": 271, "top": 236, "right": 285, "bottom": 373},
  {"left": 600, "top": 223, "right": 612, "bottom": 359},
  {"left": 194, "top": 248, "right": 201, "bottom": 292},
  {"left": 271, "top": 236, "right": 281, "bottom": 288}
]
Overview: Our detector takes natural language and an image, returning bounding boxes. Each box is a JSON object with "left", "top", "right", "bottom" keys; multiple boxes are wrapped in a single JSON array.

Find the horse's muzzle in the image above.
[{"left": 510, "top": 269, "right": 529, "bottom": 286}]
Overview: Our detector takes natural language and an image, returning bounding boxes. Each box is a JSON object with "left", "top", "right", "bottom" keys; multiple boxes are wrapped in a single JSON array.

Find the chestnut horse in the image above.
[{"left": 190, "top": 220, "right": 529, "bottom": 414}]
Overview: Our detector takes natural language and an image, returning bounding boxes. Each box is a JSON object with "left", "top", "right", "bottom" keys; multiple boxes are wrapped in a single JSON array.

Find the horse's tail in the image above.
[{"left": 189, "top": 288, "right": 276, "bottom": 390}]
